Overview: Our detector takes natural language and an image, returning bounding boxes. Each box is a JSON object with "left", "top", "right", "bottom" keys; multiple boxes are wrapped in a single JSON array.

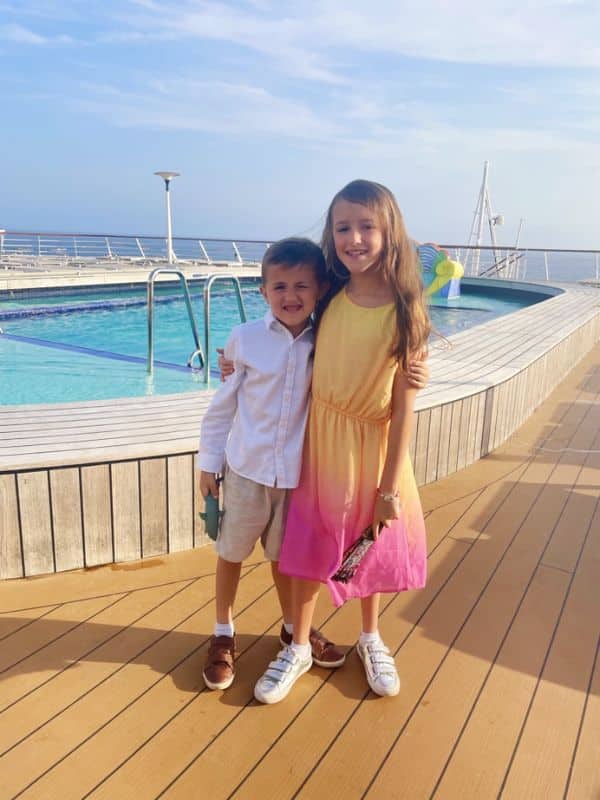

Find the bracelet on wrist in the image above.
[{"left": 377, "top": 487, "right": 400, "bottom": 503}]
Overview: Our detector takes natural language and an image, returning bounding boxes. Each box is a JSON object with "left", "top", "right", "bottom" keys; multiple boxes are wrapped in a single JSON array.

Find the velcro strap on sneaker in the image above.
[
  {"left": 208, "top": 647, "right": 234, "bottom": 667},
  {"left": 309, "top": 633, "right": 333, "bottom": 658}
]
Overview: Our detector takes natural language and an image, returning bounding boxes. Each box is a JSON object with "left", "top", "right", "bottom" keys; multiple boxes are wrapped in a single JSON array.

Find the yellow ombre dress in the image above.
[{"left": 279, "top": 289, "right": 427, "bottom": 607}]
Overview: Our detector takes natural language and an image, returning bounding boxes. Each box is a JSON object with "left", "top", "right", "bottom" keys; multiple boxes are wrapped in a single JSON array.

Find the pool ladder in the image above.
[{"left": 146, "top": 269, "right": 247, "bottom": 383}]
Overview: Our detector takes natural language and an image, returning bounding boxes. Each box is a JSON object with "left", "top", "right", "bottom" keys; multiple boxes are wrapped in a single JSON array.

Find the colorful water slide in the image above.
[{"left": 417, "top": 243, "right": 464, "bottom": 299}]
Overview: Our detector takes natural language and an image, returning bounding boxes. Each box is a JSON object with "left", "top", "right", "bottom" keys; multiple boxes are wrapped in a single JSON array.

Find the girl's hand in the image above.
[
  {"left": 372, "top": 493, "right": 402, "bottom": 539},
  {"left": 406, "top": 352, "right": 429, "bottom": 390},
  {"left": 199, "top": 471, "right": 220, "bottom": 499},
  {"left": 216, "top": 348, "right": 235, "bottom": 382}
]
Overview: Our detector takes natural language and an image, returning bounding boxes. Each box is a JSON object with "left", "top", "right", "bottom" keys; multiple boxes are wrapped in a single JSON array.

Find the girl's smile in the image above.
[{"left": 332, "top": 199, "right": 384, "bottom": 274}]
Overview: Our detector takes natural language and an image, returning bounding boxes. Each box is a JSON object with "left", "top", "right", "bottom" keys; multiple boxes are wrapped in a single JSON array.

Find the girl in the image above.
[{"left": 254, "top": 180, "right": 431, "bottom": 704}]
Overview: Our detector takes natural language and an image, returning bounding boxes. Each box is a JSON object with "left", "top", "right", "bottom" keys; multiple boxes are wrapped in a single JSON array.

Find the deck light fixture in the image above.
[{"left": 154, "top": 171, "right": 180, "bottom": 264}]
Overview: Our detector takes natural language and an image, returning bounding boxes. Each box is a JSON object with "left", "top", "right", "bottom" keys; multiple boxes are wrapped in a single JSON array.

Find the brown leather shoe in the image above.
[
  {"left": 279, "top": 625, "right": 346, "bottom": 669},
  {"left": 203, "top": 635, "right": 236, "bottom": 690}
]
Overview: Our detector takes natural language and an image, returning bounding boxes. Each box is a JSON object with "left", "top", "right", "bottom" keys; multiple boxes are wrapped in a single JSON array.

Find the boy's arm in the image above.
[
  {"left": 406, "top": 351, "right": 429, "bottom": 390},
  {"left": 197, "top": 331, "right": 244, "bottom": 480}
]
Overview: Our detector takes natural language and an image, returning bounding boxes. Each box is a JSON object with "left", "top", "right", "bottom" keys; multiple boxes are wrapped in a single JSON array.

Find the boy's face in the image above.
[{"left": 260, "top": 262, "right": 324, "bottom": 337}]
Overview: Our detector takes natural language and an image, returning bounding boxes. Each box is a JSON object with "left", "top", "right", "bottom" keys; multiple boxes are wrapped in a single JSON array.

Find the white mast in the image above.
[{"left": 464, "top": 161, "right": 503, "bottom": 276}]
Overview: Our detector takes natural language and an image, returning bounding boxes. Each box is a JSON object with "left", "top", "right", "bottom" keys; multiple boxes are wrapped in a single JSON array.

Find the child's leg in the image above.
[
  {"left": 360, "top": 592, "right": 381, "bottom": 634},
  {"left": 215, "top": 556, "right": 242, "bottom": 626},
  {"left": 253, "top": 575, "right": 319, "bottom": 705},
  {"left": 204, "top": 467, "right": 274, "bottom": 692},
  {"left": 357, "top": 592, "right": 400, "bottom": 698},
  {"left": 273, "top": 565, "right": 346, "bottom": 669},
  {"left": 270, "top": 561, "right": 292, "bottom": 624},
  {"left": 292, "top": 577, "right": 321, "bottom": 645},
  {"left": 203, "top": 556, "right": 241, "bottom": 692}
]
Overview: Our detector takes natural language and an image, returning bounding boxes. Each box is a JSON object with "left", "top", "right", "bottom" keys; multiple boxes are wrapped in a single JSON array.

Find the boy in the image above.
[{"left": 197, "top": 237, "right": 345, "bottom": 690}]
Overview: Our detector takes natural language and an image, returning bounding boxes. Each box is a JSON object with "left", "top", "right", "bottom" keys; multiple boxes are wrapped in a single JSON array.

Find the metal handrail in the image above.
[
  {"left": 203, "top": 275, "right": 247, "bottom": 384},
  {"left": 479, "top": 251, "right": 525, "bottom": 278},
  {"left": 0, "top": 230, "right": 269, "bottom": 264},
  {"left": 147, "top": 268, "right": 204, "bottom": 374}
]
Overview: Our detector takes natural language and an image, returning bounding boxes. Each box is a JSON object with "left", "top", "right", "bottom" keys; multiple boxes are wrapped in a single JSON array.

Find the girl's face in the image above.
[{"left": 331, "top": 199, "right": 384, "bottom": 276}]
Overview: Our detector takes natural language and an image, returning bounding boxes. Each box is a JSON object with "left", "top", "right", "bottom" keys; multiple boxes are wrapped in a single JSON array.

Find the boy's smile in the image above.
[{"left": 260, "top": 262, "right": 324, "bottom": 337}]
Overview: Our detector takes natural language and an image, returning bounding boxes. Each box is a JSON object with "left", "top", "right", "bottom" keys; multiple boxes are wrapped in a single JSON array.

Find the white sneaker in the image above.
[
  {"left": 254, "top": 645, "right": 312, "bottom": 704},
  {"left": 357, "top": 640, "right": 400, "bottom": 697}
]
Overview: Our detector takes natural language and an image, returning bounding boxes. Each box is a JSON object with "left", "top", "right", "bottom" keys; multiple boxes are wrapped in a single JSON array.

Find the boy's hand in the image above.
[
  {"left": 216, "top": 348, "right": 235, "bottom": 382},
  {"left": 199, "top": 471, "right": 220, "bottom": 498},
  {"left": 406, "top": 351, "right": 429, "bottom": 390}
]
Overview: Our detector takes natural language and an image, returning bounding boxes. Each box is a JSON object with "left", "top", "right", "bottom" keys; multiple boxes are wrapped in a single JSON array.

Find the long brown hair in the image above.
[{"left": 319, "top": 179, "right": 431, "bottom": 370}]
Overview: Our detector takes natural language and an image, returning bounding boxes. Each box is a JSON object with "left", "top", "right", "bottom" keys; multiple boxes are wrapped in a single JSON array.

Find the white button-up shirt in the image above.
[{"left": 197, "top": 311, "right": 314, "bottom": 489}]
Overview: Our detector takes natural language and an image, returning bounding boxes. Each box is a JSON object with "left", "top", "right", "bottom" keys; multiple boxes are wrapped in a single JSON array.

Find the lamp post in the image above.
[{"left": 154, "top": 171, "right": 180, "bottom": 264}]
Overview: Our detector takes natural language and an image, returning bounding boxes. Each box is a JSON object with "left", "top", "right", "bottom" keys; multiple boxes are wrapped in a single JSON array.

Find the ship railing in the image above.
[
  {"left": 443, "top": 244, "right": 600, "bottom": 285},
  {"left": 0, "top": 231, "right": 599, "bottom": 284},
  {"left": 0, "top": 231, "right": 271, "bottom": 271}
]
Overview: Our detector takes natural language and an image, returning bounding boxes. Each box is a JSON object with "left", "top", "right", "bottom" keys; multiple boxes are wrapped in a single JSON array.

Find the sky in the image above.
[{"left": 1, "top": 0, "right": 599, "bottom": 249}]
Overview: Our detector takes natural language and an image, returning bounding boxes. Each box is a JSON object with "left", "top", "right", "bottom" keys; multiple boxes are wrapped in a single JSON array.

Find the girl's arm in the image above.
[{"left": 372, "top": 366, "right": 417, "bottom": 537}]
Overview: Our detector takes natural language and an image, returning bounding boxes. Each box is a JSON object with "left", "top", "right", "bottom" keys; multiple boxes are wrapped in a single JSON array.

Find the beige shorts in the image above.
[{"left": 216, "top": 466, "right": 289, "bottom": 562}]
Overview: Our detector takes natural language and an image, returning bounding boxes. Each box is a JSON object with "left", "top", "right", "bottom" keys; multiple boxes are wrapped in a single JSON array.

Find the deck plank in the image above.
[
  {"left": 111, "top": 461, "right": 142, "bottom": 563},
  {"left": 167, "top": 454, "right": 194, "bottom": 554},
  {"left": 140, "top": 458, "right": 168, "bottom": 558},
  {"left": 0, "top": 473, "right": 22, "bottom": 579},
  {"left": 565, "top": 629, "right": 600, "bottom": 800},
  {"left": 499, "top": 499, "right": 600, "bottom": 799},
  {"left": 0, "top": 594, "right": 126, "bottom": 679},
  {"left": 81, "top": 465, "right": 113, "bottom": 567},
  {"left": 17, "top": 471, "right": 54, "bottom": 575},
  {"left": 0, "top": 605, "right": 59, "bottom": 642},
  {"left": 50, "top": 467, "right": 85, "bottom": 572}
]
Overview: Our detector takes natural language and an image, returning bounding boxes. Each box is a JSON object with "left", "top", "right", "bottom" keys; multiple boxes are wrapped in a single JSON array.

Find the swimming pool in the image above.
[{"left": 0, "top": 278, "right": 546, "bottom": 405}]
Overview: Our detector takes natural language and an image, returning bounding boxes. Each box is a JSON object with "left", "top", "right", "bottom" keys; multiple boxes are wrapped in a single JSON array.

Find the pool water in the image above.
[{"left": 0, "top": 280, "right": 542, "bottom": 405}]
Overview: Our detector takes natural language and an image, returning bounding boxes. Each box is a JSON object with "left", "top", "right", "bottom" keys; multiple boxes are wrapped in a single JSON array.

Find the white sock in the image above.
[
  {"left": 283, "top": 622, "right": 293, "bottom": 635},
  {"left": 359, "top": 631, "right": 381, "bottom": 646},
  {"left": 215, "top": 622, "right": 235, "bottom": 638},
  {"left": 290, "top": 641, "right": 311, "bottom": 659}
]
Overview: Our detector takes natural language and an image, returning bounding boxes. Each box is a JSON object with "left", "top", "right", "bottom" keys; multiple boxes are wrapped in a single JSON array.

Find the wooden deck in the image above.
[{"left": 0, "top": 344, "right": 598, "bottom": 800}]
